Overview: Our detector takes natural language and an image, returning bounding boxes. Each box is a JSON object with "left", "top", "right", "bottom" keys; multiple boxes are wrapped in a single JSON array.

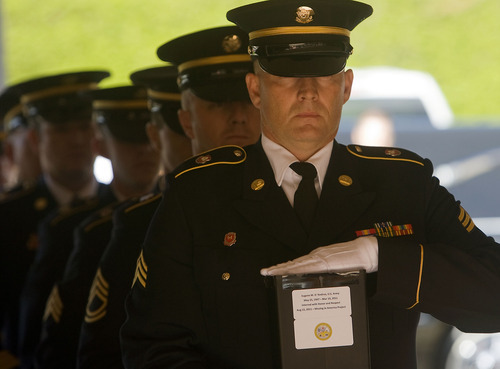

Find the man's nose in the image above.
[
  {"left": 229, "top": 102, "right": 251, "bottom": 124},
  {"left": 297, "top": 78, "right": 319, "bottom": 101}
]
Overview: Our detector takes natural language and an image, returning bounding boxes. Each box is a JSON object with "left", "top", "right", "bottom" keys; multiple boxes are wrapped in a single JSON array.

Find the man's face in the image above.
[
  {"left": 102, "top": 127, "right": 161, "bottom": 194},
  {"left": 246, "top": 64, "right": 353, "bottom": 159},
  {"left": 36, "top": 118, "right": 96, "bottom": 183},
  {"left": 178, "top": 91, "right": 261, "bottom": 154}
]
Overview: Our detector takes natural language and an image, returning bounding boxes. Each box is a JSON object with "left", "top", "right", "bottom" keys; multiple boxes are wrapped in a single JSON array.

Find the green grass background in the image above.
[{"left": 2, "top": 0, "right": 499, "bottom": 123}]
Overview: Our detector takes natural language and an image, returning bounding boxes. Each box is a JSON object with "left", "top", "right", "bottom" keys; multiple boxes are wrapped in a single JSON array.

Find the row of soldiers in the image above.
[{"left": 0, "top": 25, "right": 259, "bottom": 369}]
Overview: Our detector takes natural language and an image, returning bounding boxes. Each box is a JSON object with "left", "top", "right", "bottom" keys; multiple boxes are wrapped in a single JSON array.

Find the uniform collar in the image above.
[
  {"left": 44, "top": 174, "right": 99, "bottom": 206},
  {"left": 261, "top": 133, "right": 332, "bottom": 190}
]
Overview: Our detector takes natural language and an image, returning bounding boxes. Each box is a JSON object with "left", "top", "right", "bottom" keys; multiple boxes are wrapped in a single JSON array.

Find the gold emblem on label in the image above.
[
  {"left": 315, "top": 322, "right": 332, "bottom": 341},
  {"left": 34, "top": 197, "right": 48, "bottom": 211},
  {"left": 296, "top": 6, "right": 315, "bottom": 24},
  {"left": 251, "top": 179, "right": 265, "bottom": 191},
  {"left": 234, "top": 149, "right": 242, "bottom": 157},
  {"left": 339, "top": 175, "right": 353, "bottom": 187},
  {"left": 195, "top": 154, "right": 212, "bottom": 165},
  {"left": 385, "top": 149, "right": 401, "bottom": 157},
  {"left": 222, "top": 34, "right": 242, "bottom": 53},
  {"left": 222, "top": 272, "right": 231, "bottom": 281}
]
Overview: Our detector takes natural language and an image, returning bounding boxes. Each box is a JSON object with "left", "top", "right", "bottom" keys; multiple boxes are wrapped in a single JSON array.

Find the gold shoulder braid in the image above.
[
  {"left": 174, "top": 145, "right": 246, "bottom": 179},
  {"left": 347, "top": 145, "right": 424, "bottom": 166}
]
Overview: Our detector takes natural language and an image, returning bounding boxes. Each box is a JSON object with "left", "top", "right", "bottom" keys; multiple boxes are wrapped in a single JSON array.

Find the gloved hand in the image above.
[{"left": 260, "top": 236, "right": 378, "bottom": 276}]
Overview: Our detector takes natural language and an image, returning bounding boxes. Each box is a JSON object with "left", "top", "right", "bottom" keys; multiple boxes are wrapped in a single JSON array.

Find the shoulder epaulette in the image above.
[
  {"left": 49, "top": 198, "right": 101, "bottom": 226},
  {"left": 0, "top": 181, "right": 37, "bottom": 203},
  {"left": 83, "top": 201, "right": 120, "bottom": 233},
  {"left": 173, "top": 145, "right": 246, "bottom": 179},
  {"left": 124, "top": 192, "right": 162, "bottom": 214},
  {"left": 347, "top": 145, "right": 424, "bottom": 166}
]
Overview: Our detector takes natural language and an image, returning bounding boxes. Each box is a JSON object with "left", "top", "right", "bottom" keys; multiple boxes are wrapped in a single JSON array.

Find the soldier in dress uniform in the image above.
[
  {"left": 0, "top": 84, "right": 41, "bottom": 193},
  {"left": 77, "top": 27, "right": 262, "bottom": 369},
  {"left": 120, "top": 1, "right": 500, "bottom": 369},
  {"left": 0, "top": 70, "right": 110, "bottom": 361},
  {"left": 27, "top": 85, "right": 162, "bottom": 369}
]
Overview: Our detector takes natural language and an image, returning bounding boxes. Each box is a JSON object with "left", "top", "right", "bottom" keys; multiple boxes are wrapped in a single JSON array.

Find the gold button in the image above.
[
  {"left": 195, "top": 155, "right": 212, "bottom": 164},
  {"left": 385, "top": 149, "right": 401, "bottom": 157},
  {"left": 338, "top": 175, "right": 353, "bottom": 187},
  {"left": 222, "top": 272, "right": 230, "bottom": 281},
  {"left": 251, "top": 179, "right": 265, "bottom": 191}
]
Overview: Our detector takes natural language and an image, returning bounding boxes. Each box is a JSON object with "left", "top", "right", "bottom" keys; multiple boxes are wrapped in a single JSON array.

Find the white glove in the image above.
[{"left": 261, "top": 236, "right": 378, "bottom": 276}]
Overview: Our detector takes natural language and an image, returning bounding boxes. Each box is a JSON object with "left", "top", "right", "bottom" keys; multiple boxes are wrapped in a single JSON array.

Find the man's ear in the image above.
[
  {"left": 343, "top": 69, "right": 354, "bottom": 104},
  {"left": 178, "top": 108, "right": 194, "bottom": 140},
  {"left": 146, "top": 122, "right": 162, "bottom": 152},
  {"left": 245, "top": 72, "right": 261, "bottom": 109}
]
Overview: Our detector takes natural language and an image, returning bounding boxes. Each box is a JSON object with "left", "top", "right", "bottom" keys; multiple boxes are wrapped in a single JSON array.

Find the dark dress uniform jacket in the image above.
[
  {"left": 33, "top": 199, "right": 122, "bottom": 369},
  {"left": 0, "top": 179, "right": 58, "bottom": 355},
  {"left": 121, "top": 141, "right": 500, "bottom": 369},
  {"left": 17, "top": 185, "right": 115, "bottom": 369},
  {"left": 78, "top": 192, "right": 162, "bottom": 369}
]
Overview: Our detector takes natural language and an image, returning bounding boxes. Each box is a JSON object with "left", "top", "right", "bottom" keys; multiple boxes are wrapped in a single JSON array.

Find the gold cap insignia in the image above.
[
  {"left": 195, "top": 154, "right": 212, "bottom": 165},
  {"left": 234, "top": 149, "right": 243, "bottom": 157},
  {"left": 222, "top": 34, "right": 242, "bottom": 53},
  {"left": 251, "top": 179, "right": 265, "bottom": 191},
  {"left": 224, "top": 232, "right": 237, "bottom": 247},
  {"left": 385, "top": 149, "right": 401, "bottom": 157},
  {"left": 296, "top": 6, "right": 315, "bottom": 24},
  {"left": 339, "top": 175, "right": 353, "bottom": 187}
]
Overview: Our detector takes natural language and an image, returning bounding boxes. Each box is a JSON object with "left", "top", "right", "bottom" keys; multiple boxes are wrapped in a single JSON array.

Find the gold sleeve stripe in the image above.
[
  {"left": 347, "top": 146, "right": 424, "bottom": 166},
  {"left": 407, "top": 244, "right": 424, "bottom": 310}
]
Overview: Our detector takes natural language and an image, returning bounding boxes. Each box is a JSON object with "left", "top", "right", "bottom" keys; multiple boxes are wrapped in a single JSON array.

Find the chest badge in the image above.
[
  {"left": 356, "top": 221, "right": 413, "bottom": 238},
  {"left": 224, "top": 232, "right": 237, "bottom": 247}
]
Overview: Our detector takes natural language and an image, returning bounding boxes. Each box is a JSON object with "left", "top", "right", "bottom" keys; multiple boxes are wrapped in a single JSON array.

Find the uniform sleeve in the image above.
[
  {"left": 375, "top": 158, "right": 500, "bottom": 332},
  {"left": 120, "top": 184, "right": 208, "bottom": 369}
]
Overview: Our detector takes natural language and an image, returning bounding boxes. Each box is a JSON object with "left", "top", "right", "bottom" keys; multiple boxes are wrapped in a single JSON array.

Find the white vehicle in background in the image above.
[{"left": 337, "top": 66, "right": 500, "bottom": 369}]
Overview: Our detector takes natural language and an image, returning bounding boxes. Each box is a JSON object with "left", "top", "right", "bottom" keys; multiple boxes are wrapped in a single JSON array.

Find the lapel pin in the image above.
[
  {"left": 338, "top": 175, "right": 353, "bottom": 187},
  {"left": 251, "top": 179, "right": 265, "bottom": 191},
  {"left": 224, "top": 232, "right": 237, "bottom": 247}
]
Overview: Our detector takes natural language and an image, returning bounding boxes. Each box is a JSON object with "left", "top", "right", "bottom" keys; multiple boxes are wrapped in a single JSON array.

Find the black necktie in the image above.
[{"left": 290, "top": 162, "right": 318, "bottom": 233}]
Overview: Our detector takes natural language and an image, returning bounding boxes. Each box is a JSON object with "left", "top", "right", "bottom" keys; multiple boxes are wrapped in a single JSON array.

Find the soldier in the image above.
[
  {"left": 0, "top": 84, "right": 41, "bottom": 192},
  {"left": 20, "top": 86, "right": 160, "bottom": 367},
  {"left": 120, "top": 1, "right": 500, "bottom": 369},
  {"left": 0, "top": 71, "right": 110, "bottom": 360},
  {"left": 78, "top": 26, "right": 261, "bottom": 369}
]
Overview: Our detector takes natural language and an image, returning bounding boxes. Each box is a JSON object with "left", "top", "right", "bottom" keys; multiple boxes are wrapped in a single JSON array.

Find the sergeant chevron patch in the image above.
[
  {"left": 458, "top": 206, "right": 475, "bottom": 232},
  {"left": 85, "top": 268, "right": 109, "bottom": 324},
  {"left": 356, "top": 221, "right": 413, "bottom": 238},
  {"left": 132, "top": 250, "right": 148, "bottom": 288},
  {"left": 43, "top": 286, "right": 63, "bottom": 323}
]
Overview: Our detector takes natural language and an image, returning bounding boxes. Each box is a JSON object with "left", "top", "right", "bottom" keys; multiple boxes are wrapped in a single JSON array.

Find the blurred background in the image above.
[{"left": 1, "top": 0, "right": 500, "bottom": 368}]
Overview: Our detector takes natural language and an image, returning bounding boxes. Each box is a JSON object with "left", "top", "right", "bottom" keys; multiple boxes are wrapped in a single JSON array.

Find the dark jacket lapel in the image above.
[
  {"left": 310, "top": 141, "right": 375, "bottom": 248},
  {"left": 233, "top": 143, "right": 308, "bottom": 252}
]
